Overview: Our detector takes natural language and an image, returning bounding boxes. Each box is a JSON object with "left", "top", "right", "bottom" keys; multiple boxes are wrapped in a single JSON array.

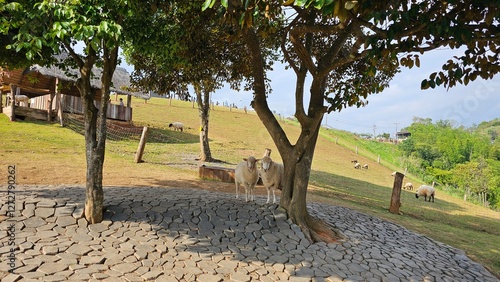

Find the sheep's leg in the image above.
[
  {"left": 272, "top": 187, "right": 276, "bottom": 204},
  {"left": 244, "top": 184, "right": 250, "bottom": 202},
  {"left": 266, "top": 186, "right": 271, "bottom": 204},
  {"left": 235, "top": 182, "right": 239, "bottom": 199}
]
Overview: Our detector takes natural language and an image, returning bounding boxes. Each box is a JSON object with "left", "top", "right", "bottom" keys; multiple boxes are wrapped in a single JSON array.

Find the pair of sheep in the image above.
[
  {"left": 168, "top": 122, "right": 184, "bottom": 132},
  {"left": 354, "top": 162, "right": 368, "bottom": 169},
  {"left": 234, "top": 155, "right": 283, "bottom": 204}
]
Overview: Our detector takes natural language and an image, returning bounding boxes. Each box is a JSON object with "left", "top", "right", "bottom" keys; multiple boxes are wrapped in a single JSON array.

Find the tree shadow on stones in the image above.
[{"left": 10, "top": 185, "right": 499, "bottom": 281}]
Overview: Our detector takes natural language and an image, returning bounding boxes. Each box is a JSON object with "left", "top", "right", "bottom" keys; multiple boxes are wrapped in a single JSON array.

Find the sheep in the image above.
[
  {"left": 415, "top": 182, "right": 435, "bottom": 202},
  {"left": 362, "top": 164, "right": 369, "bottom": 169},
  {"left": 14, "top": 94, "right": 30, "bottom": 105},
  {"left": 351, "top": 160, "right": 358, "bottom": 164},
  {"left": 168, "top": 122, "right": 184, "bottom": 132},
  {"left": 354, "top": 162, "right": 361, "bottom": 169},
  {"left": 403, "top": 182, "right": 413, "bottom": 190},
  {"left": 259, "top": 155, "right": 284, "bottom": 204},
  {"left": 234, "top": 156, "right": 260, "bottom": 202}
]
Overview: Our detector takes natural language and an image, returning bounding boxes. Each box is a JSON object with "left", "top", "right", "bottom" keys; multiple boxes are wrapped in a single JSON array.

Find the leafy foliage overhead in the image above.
[
  {"left": 204, "top": 0, "right": 500, "bottom": 111},
  {"left": 122, "top": 1, "right": 279, "bottom": 98}
]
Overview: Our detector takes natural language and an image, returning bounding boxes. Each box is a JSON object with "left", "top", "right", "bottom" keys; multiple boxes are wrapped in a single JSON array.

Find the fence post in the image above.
[
  {"left": 9, "top": 85, "right": 17, "bottom": 121},
  {"left": 389, "top": 172, "right": 404, "bottom": 214},
  {"left": 135, "top": 126, "right": 149, "bottom": 163}
]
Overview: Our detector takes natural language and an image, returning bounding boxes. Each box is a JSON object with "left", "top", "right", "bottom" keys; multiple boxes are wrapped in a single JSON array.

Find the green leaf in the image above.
[
  {"left": 202, "top": 0, "right": 216, "bottom": 11},
  {"left": 221, "top": 0, "right": 228, "bottom": 8},
  {"left": 35, "top": 38, "right": 42, "bottom": 50},
  {"left": 421, "top": 79, "right": 430, "bottom": 90},
  {"left": 100, "top": 21, "right": 109, "bottom": 33},
  {"left": 314, "top": 0, "right": 325, "bottom": 9},
  {"left": 435, "top": 76, "right": 441, "bottom": 86},
  {"left": 295, "top": 0, "right": 307, "bottom": 6}
]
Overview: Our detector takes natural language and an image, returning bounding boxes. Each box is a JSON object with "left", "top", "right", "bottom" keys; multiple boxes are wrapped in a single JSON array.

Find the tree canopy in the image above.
[
  {"left": 200, "top": 0, "right": 500, "bottom": 241},
  {"left": 1, "top": 0, "right": 140, "bottom": 223}
]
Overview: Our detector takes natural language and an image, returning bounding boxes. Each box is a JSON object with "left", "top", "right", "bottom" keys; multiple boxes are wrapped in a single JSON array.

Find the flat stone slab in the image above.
[
  {"left": 0, "top": 185, "right": 498, "bottom": 282},
  {"left": 37, "top": 262, "right": 69, "bottom": 274}
]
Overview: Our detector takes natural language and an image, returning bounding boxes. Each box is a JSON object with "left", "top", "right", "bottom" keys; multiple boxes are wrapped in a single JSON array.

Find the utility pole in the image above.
[
  {"left": 373, "top": 125, "right": 376, "bottom": 139},
  {"left": 394, "top": 122, "right": 399, "bottom": 144}
]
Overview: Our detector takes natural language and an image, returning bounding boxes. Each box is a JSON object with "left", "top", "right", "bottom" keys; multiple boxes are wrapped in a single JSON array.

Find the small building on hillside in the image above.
[
  {"left": 0, "top": 62, "right": 149, "bottom": 123},
  {"left": 396, "top": 131, "right": 411, "bottom": 141}
]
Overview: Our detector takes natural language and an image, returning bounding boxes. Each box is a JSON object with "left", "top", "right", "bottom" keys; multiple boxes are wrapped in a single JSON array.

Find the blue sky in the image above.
[{"left": 120, "top": 47, "right": 500, "bottom": 137}]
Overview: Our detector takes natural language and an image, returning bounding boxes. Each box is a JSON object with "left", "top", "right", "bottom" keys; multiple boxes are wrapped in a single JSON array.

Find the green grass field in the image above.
[{"left": 1, "top": 96, "right": 499, "bottom": 278}]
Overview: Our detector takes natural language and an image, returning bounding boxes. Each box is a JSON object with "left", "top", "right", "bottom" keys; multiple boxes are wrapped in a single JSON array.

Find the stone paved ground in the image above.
[{"left": 0, "top": 185, "right": 498, "bottom": 282}]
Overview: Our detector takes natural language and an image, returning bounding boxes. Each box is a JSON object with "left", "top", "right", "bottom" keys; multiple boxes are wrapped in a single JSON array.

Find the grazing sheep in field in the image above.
[
  {"left": 362, "top": 164, "right": 369, "bottom": 169},
  {"left": 168, "top": 122, "right": 184, "bottom": 132},
  {"left": 351, "top": 160, "right": 358, "bottom": 164},
  {"left": 259, "top": 156, "right": 284, "bottom": 204},
  {"left": 354, "top": 162, "right": 361, "bottom": 169},
  {"left": 416, "top": 182, "right": 435, "bottom": 202},
  {"left": 14, "top": 94, "right": 30, "bottom": 105},
  {"left": 403, "top": 182, "right": 413, "bottom": 190},
  {"left": 234, "top": 156, "right": 260, "bottom": 202}
]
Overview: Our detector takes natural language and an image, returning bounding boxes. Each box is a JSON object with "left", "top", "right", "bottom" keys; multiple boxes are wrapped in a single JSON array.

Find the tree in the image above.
[
  {"left": 3, "top": 0, "right": 135, "bottom": 223},
  {"left": 203, "top": 0, "right": 500, "bottom": 242},
  {"left": 122, "top": 2, "right": 278, "bottom": 162}
]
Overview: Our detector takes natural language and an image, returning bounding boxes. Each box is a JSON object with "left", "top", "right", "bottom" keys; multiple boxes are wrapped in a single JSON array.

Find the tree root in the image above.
[{"left": 291, "top": 212, "right": 344, "bottom": 244}]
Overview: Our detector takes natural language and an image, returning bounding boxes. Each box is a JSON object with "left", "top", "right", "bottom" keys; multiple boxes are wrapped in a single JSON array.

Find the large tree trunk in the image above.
[
  {"left": 195, "top": 84, "right": 213, "bottom": 162},
  {"left": 279, "top": 119, "right": 342, "bottom": 243},
  {"left": 243, "top": 25, "right": 341, "bottom": 243},
  {"left": 72, "top": 44, "right": 118, "bottom": 224},
  {"left": 77, "top": 61, "right": 104, "bottom": 224}
]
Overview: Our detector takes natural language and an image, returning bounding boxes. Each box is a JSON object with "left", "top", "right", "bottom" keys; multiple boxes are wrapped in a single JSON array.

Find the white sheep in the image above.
[
  {"left": 14, "top": 94, "right": 30, "bottom": 105},
  {"left": 354, "top": 162, "right": 361, "bottom": 169},
  {"left": 415, "top": 182, "right": 435, "bottom": 202},
  {"left": 234, "top": 156, "right": 260, "bottom": 202},
  {"left": 168, "top": 122, "right": 184, "bottom": 132},
  {"left": 403, "top": 182, "right": 413, "bottom": 190},
  {"left": 362, "top": 164, "right": 369, "bottom": 169},
  {"left": 259, "top": 155, "right": 284, "bottom": 204}
]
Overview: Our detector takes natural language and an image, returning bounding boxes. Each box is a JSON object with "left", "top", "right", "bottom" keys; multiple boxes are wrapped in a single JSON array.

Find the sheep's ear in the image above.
[
  {"left": 255, "top": 158, "right": 260, "bottom": 162},
  {"left": 243, "top": 158, "right": 248, "bottom": 161}
]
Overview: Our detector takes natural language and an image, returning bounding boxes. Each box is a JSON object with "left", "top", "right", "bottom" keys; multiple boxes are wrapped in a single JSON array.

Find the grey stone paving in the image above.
[{"left": 0, "top": 185, "right": 498, "bottom": 281}]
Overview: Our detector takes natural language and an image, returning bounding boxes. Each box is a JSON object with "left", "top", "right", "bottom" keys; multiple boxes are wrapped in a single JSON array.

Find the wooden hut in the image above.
[{"left": 0, "top": 63, "right": 149, "bottom": 123}]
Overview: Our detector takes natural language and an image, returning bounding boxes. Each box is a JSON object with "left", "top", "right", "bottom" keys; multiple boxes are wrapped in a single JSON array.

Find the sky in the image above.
[{"left": 120, "top": 47, "right": 500, "bottom": 137}]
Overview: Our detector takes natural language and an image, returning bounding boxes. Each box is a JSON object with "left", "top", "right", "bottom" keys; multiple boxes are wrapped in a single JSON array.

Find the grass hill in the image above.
[{"left": 1, "top": 96, "right": 499, "bottom": 278}]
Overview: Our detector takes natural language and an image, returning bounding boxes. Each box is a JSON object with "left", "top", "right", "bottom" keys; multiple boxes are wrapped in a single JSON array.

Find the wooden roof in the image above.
[{"left": 0, "top": 64, "right": 149, "bottom": 100}]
